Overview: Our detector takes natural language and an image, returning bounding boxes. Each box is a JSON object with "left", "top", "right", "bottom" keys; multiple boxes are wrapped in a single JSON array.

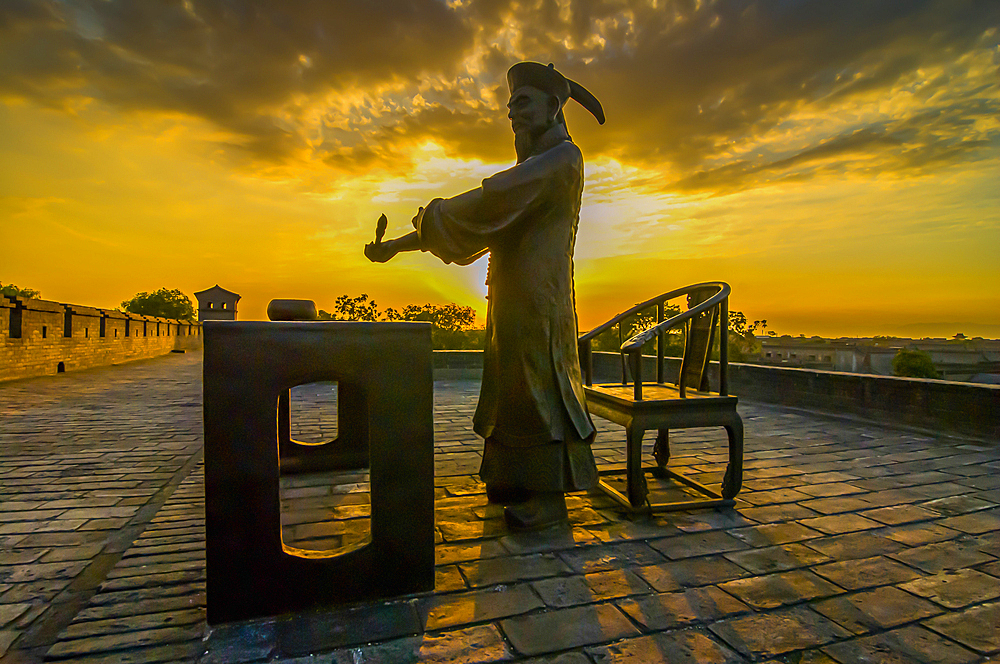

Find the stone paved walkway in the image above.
[{"left": 1, "top": 352, "right": 999, "bottom": 663}]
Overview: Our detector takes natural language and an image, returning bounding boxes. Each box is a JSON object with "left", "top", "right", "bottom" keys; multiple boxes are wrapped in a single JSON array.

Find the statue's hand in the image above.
[{"left": 364, "top": 239, "right": 395, "bottom": 263}]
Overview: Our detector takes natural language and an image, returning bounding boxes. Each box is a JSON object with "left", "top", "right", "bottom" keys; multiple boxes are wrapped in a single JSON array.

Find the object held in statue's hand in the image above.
[{"left": 375, "top": 213, "right": 387, "bottom": 245}]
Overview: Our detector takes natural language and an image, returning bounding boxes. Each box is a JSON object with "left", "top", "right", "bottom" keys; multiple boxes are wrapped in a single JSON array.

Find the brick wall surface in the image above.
[{"left": 1, "top": 295, "right": 202, "bottom": 382}]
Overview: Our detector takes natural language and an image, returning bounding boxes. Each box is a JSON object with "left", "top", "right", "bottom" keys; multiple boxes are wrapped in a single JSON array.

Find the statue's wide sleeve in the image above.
[{"left": 412, "top": 143, "right": 578, "bottom": 265}]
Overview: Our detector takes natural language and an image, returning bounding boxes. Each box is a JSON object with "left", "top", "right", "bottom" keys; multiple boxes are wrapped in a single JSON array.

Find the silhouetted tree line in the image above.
[{"left": 319, "top": 294, "right": 483, "bottom": 350}]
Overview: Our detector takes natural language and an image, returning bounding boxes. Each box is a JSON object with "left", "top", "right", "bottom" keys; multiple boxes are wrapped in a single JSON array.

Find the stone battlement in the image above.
[{"left": 1, "top": 294, "right": 202, "bottom": 381}]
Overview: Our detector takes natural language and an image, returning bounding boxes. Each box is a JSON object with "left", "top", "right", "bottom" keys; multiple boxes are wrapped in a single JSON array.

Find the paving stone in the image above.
[
  {"left": 0, "top": 630, "right": 17, "bottom": 657},
  {"left": 812, "top": 585, "right": 942, "bottom": 634},
  {"left": 635, "top": 556, "right": 750, "bottom": 591},
  {"left": 500, "top": 528, "right": 603, "bottom": 554},
  {"left": 435, "top": 541, "right": 508, "bottom": 565},
  {"left": 587, "top": 629, "right": 744, "bottom": 664},
  {"left": 277, "top": 600, "right": 420, "bottom": 655},
  {"left": 795, "top": 482, "right": 866, "bottom": 498},
  {"left": 889, "top": 538, "right": 996, "bottom": 573},
  {"left": 458, "top": 553, "right": 571, "bottom": 587},
  {"left": 616, "top": 586, "right": 751, "bottom": 630},
  {"left": 63, "top": 641, "right": 204, "bottom": 663},
  {"left": 823, "top": 625, "right": 979, "bottom": 663},
  {"left": 1, "top": 579, "right": 71, "bottom": 603},
  {"left": 74, "top": 593, "right": 206, "bottom": 622},
  {"left": 61, "top": 608, "right": 205, "bottom": 639},
  {"left": 899, "top": 569, "right": 1000, "bottom": 609},
  {"left": 740, "top": 503, "right": 820, "bottom": 523},
  {"left": 939, "top": 509, "right": 1000, "bottom": 534},
  {"left": 419, "top": 585, "right": 543, "bottom": 630},
  {"left": 812, "top": 556, "right": 921, "bottom": 590},
  {"left": 801, "top": 532, "right": 906, "bottom": 561},
  {"left": 921, "top": 495, "right": 997, "bottom": 516},
  {"left": 719, "top": 569, "right": 843, "bottom": 609},
  {"left": 0, "top": 560, "right": 89, "bottom": 583},
  {"left": 759, "top": 650, "right": 838, "bottom": 664},
  {"left": 649, "top": 531, "right": 749, "bottom": 559},
  {"left": 87, "top": 583, "right": 205, "bottom": 606},
  {"left": 436, "top": 565, "right": 467, "bottom": 592},
  {"left": 531, "top": 569, "right": 650, "bottom": 608},
  {"left": 40, "top": 545, "right": 106, "bottom": 562},
  {"left": 724, "top": 542, "right": 832, "bottom": 574},
  {"left": 971, "top": 529, "right": 1000, "bottom": 551},
  {"left": 709, "top": 606, "right": 851, "bottom": 659},
  {"left": 200, "top": 619, "right": 277, "bottom": 663},
  {"left": 45, "top": 624, "right": 204, "bottom": 659},
  {"left": 520, "top": 653, "right": 590, "bottom": 664},
  {"left": 99, "top": 569, "right": 205, "bottom": 591},
  {"left": 437, "top": 519, "right": 507, "bottom": 542},
  {"left": 798, "top": 513, "right": 883, "bottom": 535},
  {"left": 923, "top": 601, "right": 1000, "bottom": 654},
  {"left": 882, "top": 522, "right": 962, "bottom": 546},
  {"left": 501, "top": 604, "right": 639, "bottom": 656},
  {"left": 727, "top": 522, "right": 823, "bottom": 548},
  {"left": 556, "top": 541, "right": 665, "bottom": 574},
  {"left": 860, "top": 504, "right": 942, "bottom": 525},
  {"left": 327, "top": 625, "right": 512, "bottom": 664},
  {"left": 0, "top": 602, "right": 31, "bottom": 628},
  {"left": 798, "top": 496, "right": 874, "bottom": 515},
  {"left": 665, "top": 509, "right": 756, "bottom": 533}
]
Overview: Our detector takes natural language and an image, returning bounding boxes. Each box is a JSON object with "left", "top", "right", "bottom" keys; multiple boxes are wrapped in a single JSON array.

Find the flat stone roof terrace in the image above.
[{"left": 0, "top": 352, "right": 998, "bottom": 663}]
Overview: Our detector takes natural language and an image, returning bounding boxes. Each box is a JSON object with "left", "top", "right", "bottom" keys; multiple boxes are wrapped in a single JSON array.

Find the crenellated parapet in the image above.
[{"left": 1, "top": 295, "right": 202, "bottom": 381}]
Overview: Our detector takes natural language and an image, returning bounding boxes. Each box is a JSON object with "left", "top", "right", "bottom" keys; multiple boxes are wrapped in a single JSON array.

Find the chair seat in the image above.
[
  {"left": 583, "top": 381, "right": 743, "bottom": 512},
  {"left": 584, "top": 383, "right": 739, "bottom": 430}
]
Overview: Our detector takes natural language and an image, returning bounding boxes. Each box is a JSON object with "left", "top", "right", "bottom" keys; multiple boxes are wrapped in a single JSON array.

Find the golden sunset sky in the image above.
[{"left": 2, "top": 0, "right": 998, "bottom": 337}]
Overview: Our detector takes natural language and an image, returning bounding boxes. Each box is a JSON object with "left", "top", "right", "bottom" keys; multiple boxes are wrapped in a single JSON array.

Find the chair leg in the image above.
[
  {"left": 722, "top": 414, "right": 744, "bottom": 500},
  {"left": 653, "top": 429, "right": 670, "bottom": 468},
  {"left": 626, "top": 426, "right": 648, "bottom": 507}
]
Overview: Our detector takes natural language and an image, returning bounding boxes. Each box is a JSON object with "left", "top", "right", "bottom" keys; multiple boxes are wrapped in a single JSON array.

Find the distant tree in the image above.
[
  {"left": 724, "top": 310, "right": 764, "bottom": 361},
  {"left": 121, "top": 288, "right": 195, "bottom": 321},
  {"left": 591, "top": 304, "right": 683, "bottom": 355},
  {"left": 892, "top": 350, "right": 939, "bottom": 379},
  {"left": 318, "top": 293, "right": 383, "bottom": 321},
  {"left": 953, "top": 333, "right": 966, "bottom": 340},
  {"left": 319, "top": 296, "right": 483, "bottom": 349},
  {"left": 0, "top": 282, "right": 41, "bottom": 299},
  {"left": 392, "top": 303, "right": 476, "bottom": 330}
]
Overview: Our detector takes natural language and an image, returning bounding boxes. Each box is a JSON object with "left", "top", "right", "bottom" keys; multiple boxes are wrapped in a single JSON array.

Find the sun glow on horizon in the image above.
[{"left": 1, "top": 1, "right": 997, "bottom": 338}]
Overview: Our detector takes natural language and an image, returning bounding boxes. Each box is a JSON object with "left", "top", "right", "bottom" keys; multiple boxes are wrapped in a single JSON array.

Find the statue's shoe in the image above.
[
  {"left": 486, "top": 485, "right": 530, "bottom": 505},
  {"left": 503, "top": 493, "right": 568, "bottom": 532}
]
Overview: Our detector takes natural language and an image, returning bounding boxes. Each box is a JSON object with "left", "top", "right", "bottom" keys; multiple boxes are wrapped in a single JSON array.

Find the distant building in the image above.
[
  {"left": 194, "top": 285, "right": 240, "bottom": 322},
  {"left": 756, "top": 335, "right": 1000, "bottom": 383}
]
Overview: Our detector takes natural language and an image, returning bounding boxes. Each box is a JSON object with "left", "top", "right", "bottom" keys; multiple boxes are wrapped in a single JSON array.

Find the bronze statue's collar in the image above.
[{"left": 527, "top": 124, "right": 571, "bottom": 159}]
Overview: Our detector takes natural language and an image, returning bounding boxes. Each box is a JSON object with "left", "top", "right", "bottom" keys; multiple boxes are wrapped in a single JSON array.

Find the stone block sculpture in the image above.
[{"left": 202, "top": 320, "right": 434, "bottom": 623}]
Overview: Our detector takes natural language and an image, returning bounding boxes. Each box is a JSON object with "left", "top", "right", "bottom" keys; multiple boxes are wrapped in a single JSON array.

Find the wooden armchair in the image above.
[{"left": 578, "top": 282, "right": 743, "bottom": 512}]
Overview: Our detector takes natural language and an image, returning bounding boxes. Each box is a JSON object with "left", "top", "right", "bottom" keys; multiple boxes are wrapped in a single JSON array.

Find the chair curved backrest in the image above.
[
  {"left": 578, "top": 282, "right": 731, "bottom": 400},
  {"left": 678, "top": 286, "right": 720, "bottom": 396}
]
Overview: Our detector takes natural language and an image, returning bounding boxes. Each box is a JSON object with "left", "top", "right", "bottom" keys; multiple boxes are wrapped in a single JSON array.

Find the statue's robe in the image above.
[{"left": 413, "top": 124, "right": 597, "bottom": 493}]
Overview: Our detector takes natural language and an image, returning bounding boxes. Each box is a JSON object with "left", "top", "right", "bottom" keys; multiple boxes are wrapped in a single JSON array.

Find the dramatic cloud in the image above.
[{"left": 2, "top": 0, "right": 996, "bottom": 189}]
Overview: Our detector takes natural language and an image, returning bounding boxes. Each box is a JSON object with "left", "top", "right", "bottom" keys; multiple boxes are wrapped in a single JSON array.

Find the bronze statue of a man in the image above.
[{"left": 365, "top": 62, "right": 604, "bottom": 531}]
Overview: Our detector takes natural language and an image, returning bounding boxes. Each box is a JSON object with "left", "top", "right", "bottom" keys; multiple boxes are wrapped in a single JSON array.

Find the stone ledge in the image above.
[{"left": 428, "top": 350, "right": 999, "bottom": 442}]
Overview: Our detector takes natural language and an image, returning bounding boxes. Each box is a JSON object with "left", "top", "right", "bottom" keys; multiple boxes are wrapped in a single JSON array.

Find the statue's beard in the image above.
[{"left": 514, "top": 124, "right": 549, "bottom": 163}]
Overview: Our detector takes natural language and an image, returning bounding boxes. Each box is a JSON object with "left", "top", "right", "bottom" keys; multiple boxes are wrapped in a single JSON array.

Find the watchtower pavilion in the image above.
[{"left": 194, "top": 285, "right": 240, "bottom": 322}]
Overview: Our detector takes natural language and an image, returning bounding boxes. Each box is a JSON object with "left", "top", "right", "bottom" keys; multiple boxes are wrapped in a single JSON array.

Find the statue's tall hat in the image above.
[{"left": 507, "top": 62, "right": 605, "bottom": 125}]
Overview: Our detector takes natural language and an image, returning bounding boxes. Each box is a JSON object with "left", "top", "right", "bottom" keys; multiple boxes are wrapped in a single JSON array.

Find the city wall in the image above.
[
  {"left": 432, "top": 350, "right": 1000, "bottom": 442},
  {"left": 1, "top": 295, "right": 202, "bottom": 382}
]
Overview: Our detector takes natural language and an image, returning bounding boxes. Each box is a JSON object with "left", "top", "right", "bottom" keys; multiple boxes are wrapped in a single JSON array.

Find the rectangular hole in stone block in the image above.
[{"left": 279, "top": 381, "right": 370, "bottom": 557}]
